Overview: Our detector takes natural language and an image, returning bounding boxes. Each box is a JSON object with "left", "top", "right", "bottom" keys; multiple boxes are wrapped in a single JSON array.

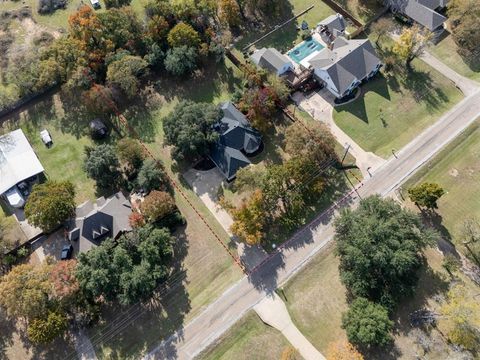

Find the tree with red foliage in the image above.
[
  {"left": 129, "top": 211, "right": 145, "bottom": 228},
  {"left": 50, "top": 259, "right": 80, "bottom": 303}
]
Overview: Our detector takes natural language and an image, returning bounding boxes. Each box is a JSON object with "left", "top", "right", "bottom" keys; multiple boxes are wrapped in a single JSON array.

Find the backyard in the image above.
[
  {"left": 196, "top": 311, "right": 291, "bottom": 360},
  {"left": 333, "top": 43, "right": 464, "bottom": 158},
  {"left": 429, "top": 34, "right": 480, "bottom": 81},
  {"left": 403, "top": 120, "right": 480, "bottom": 251}
]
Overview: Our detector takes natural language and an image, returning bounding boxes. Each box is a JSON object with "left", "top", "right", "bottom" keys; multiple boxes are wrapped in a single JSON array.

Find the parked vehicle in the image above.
[
  {"left": 40, "top": 129, "right": 53, "bottom": 148},
  {"left": 61, "top": 244, "right": 73, "bottom": 260}
]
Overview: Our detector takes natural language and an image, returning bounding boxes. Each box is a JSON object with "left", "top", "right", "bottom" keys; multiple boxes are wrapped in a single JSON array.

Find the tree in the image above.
[
  {"left": 27, "top": 311, "right": 68, "bottom": 344},
  {"left": 440, "top": 285, "right": 480, "bottom": 350},
  {"left": 442, "top": 254, "right": 461, "bottom": 277},
  {"left": 0, "top": 263, "right": 52, "bottom": 320},
  {"left": 238, "top": 86, "right": 278, "bottom": 133},
  {"left": 392, "top": 25, "right": 432, "bottom": 67},
  {"left": 408, "top": 182, "right": 445, "bottom": 209},
  {"left": 167, "top": 22, "right": 200, "bottom": 48},
  {"left": 218, "top": 0, "right": 241, "bottom": 27},
  {"left": 370, "top": 17, "right": 394, "bottom": 46},
  {"left": 137, "top": 158, "right": 168, "bottom": 193},
  {"left": 49, "top": 260, "right": 79, "bottom": 303},
  {"left": 448, "top": 0, "right": 480, "bottom": 57},
  {"left": 129, "top": 211, "right": 145, "bottom": 228},
  {"left": 104, "top": 0, "right": 131, "bottom": 8},
  {"left": 326, "top": 340, "right": 364, "bottom": 360},
  {"left": 141, "top": 190, "right": 176, "bottom": 223},
  {"left": 334, "top": 195, "right": 436, "bottom": 308},
  {"left": 163, "top": 101, "right": 220, "bottom": 162},
  {"left": 106, "top": 55, "right": 148, "bottom": 98},
  {"left": 76, "top": 225, "right": 174, "bottom": 305},
  {"left": 82, "top": 84, "right": 115, "bottom": 115},
  {"left": 233, "top": 165, "right": 265, "bottom": 192},
  {"left": 24, "top": 181, "right": 75, "bottom": 233},
  {"left": 84, "top": 144, "right": 121, "bottom": 189},
  {"left": 266, "top": 74, "right": 290, "bottom": 104},
  {"left": 231, "top": 190, "right": 267, "bottom": 245},
  {"left": 284, "top": 123, "right": 337, "bottom": 166},
  {"left": 117, "top": 137, "right": 145, "bottom": 171},
  {"left": 164, "top": 45, "right": 198, "bottom": 76},
  {"left": 342, "top": 298, "right": 393, "bottom": 348}
]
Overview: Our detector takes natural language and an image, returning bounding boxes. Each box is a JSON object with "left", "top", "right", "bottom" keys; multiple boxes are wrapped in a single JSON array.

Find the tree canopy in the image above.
[
  {"left": 342, "top": 297, "right": 393, "bottom": 348},
  {"left": 27, "top": 311, "right": 68, "bottom": 344},
  {"left": 106, "top": 55, "right": 148, "bottom": 98},
  {"left": 137, "top": 158, "right": 169, "bottom": 193},
  {"left": 141, "top": 190, "right": 177, "bottom": 223},
  {"left": 167, "top": 22, "right": 200, "bottom": 48},
  {"left": 24, "top": 180, "right": 76, "bottom": 232},
  {"left": 76, "top": 225, "right": 174, "bottom": 305},
  {"left": 408, "top": 182, "right": 445, "bottom": 209},
  {"left": 334, "top": 195, "right": 436, "bottom": 308},
  {"left": 392, "top": 25, "right": 432, "bottom": 66},
  {"left": 163, "top": 100, "right": 221, "bottom": 162},
  {"left": 164, "top": 45, "right": 198, "bottom": 76},
  {"left": 84, "top": 144, "right": 121, "bottom": 189}
]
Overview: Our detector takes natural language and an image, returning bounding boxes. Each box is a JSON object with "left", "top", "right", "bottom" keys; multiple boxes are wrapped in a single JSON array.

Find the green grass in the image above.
[
  {"left": 429, "top": 34, "right": 480, "bottom": 81},
  {"left": 280, "top": 245, "right": 348, "bottom": 352},
  {"left": 333, "top": 0, "right": 384, "bottom": 24},
  {"left": 196, "top": 311, "right": 291, "bottom": 360},
  {"left": 236, "top": 0, "right": 336, "bottom": 53},
  {"left": 333, "top": 58, "right": 464, "bottom": 158},
  {"left": 404, "top": 120, "right": 480, "bottom": 248}
]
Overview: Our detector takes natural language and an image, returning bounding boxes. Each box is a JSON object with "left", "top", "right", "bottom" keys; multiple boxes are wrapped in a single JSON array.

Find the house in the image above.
[
  {"left": 317, "top": 13, "right": 346, "bottom": 38},
  {"left": 67, "top": 192, "right": 132, "bottom": 254},
  {"left": 251, "top": 48, "right": 294, "bottom": 76},
  {"left": 305, "top": 37, "right": 382, "bottom": 99},
  {"left": 209, "top": 102, "right": 262, "bottom": 181},
  {"left": 0, "top": 129, "right": 44, "bottom": 208},
  {"left": 386, "top": 0, "right": 448, "bottom": 32}
]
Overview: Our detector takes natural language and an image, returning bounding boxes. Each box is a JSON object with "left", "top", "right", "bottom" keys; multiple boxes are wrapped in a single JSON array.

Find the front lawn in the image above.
[
  {"left": 403, "top": 120, "right": 480, "bottom": 250},
  {"left": 196, "top": 311, "right": 291, "bottom": 360},
  {"left": 429, "top": 34, "right": 480, "bottom": 81},
  {"left": 333, "top": 58, "right": 463, "bottom": 158}
]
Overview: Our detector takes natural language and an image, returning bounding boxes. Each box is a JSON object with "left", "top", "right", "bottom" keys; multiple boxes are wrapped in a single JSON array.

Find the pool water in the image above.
[{"left": 288, "top": 39, "right": 324, "bottom": 64}]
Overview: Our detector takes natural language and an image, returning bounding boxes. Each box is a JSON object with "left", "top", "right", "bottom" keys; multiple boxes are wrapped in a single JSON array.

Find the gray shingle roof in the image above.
[
  {"left": 388, "top": 0, "right": 447, "bottom": 30},
  {"left": 251, "top": 48, "right": 292, "bottom": 73},
  {"left": 72, "top": 192, "right": 132, "bottom": 253},
  {"left": 209, "top": 102, "right": 262, "bottom": 181},
  {"left": 309, "top": 38, "right": 381, "bottom": 97}
]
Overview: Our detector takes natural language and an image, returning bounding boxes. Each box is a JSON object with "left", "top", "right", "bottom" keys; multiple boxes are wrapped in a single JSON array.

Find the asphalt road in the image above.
[{"left": 144, "top": 88, "right": 480, "bottom": 360}]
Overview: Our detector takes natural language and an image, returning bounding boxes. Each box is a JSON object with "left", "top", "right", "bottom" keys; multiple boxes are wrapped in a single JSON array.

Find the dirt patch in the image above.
[{"left": 449, "top": 168, "right": 458, "bottom": 177}]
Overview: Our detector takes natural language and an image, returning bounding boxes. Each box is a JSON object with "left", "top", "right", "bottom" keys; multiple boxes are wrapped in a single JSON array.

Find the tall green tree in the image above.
[
  {"left": 137, "top": 158, "right": 168, "bottom": 193},
  {"left": 25, "top": 181, "right": 76, "bottom": 232},
  {"left": 342, "top": 298, "right": 393, "bottom": 348},
  {"left": 164, "top": 45, "right": 198, "bottom": 76},
  {"left": 163, "top": 100, "right": 220, "bottom": 162},
  {"left": 408, "top": 182, "right": 445, "bottom": 209},
  {"left": 334, "top": 195, "right": 436, "bottom": 308},
  {"left": 117, "top": 137, "right": 145, "bottom": 171},
  {"left": 84, "top": 144, "right": 121, "bottom": 189},
  {"left": 76, "top": 225, "right": 174, "bottom": 305},
  {"left": 106, "top": 55, "right": 148, "bottom": 98},
  {"left": 167, "top": 22, "right": 200, "bottom": 48}
]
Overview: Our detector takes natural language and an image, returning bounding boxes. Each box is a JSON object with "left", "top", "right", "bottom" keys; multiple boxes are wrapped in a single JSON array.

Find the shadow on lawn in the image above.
[
  {"left": 88, "top": 225, "right": 191, "bottom": 360},
  {"left": 247, "top": 169, "right": 356, "bottom": 295}
]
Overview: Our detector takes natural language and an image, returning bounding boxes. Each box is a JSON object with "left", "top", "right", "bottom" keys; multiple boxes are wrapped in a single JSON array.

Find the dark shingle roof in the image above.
[
  {"left": 318, "top": 14, "right": 346, "bottom": 37},
  {"left": 209, "top": 102, "right": 262, "bottom": 181},
  {"left": 388, "top": 0, "right": 447, "bottom": 30}
]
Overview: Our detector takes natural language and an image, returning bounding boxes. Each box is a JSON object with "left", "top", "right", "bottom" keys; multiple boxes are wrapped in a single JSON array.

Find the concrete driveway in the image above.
[
  {"left": 183, "top": 167, "right": 268, "bottom": 269},
  {"left": 292, "top": 89, "right": 386, "bottom": 177}
]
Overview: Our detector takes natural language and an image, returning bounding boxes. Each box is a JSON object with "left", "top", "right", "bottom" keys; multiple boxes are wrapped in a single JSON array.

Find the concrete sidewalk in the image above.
[
  {"left": 421, "top": 51, "right": 479, "bottom": 96},
  {"left": 254, "top": 294, "right": 326, "bottom": 360},
  {"left": 73, "top": 329, "right": 97, "bottom": 360}
]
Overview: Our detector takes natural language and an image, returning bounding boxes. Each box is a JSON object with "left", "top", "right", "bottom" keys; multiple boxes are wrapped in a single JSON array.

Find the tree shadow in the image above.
[
  {"left": 84, "top": 224, "right": 191, "bottom": 360},
  {"left": 399, "top": 67, "right": 449, "bottom": 112},
  {"left": 0, "top": 310, "right": 15, "bottom": 360}
]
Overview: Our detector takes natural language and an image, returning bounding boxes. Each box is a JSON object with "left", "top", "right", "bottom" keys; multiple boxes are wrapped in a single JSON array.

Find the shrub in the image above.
[
  {"left": 141, "top": 190, "right": 176, "bottom": 223},
  {"left": 38, "top": 0, "right": 67, "bottom": 14},
  {"left": 27, "top": 311, "right": 68, "bottom": 344}
]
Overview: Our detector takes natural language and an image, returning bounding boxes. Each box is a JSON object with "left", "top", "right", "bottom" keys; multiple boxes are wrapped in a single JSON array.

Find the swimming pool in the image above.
[{"left": 288, "top": 39, "right": 324, "bottom": 64}]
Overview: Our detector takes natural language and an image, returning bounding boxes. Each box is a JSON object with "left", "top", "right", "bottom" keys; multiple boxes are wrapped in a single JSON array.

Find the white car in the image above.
[
  {"left": 40, "top": 129, "right": 53, "bottom": 148},
  {"left": 5, "top": 186, "right": 25, "bottom": 208}
]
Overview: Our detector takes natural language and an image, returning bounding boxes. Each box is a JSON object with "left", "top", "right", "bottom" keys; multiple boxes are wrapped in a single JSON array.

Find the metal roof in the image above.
[{"left": 0, "top": 129, "right": 44, "bottom": 195}]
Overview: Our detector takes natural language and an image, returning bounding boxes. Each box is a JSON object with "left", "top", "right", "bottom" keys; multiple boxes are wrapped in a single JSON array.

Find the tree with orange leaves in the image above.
[
  {"left": 326, "top": 340, "right": 364, "bottom": 360},
  {"left": 231, "top": 190, "right": 266, "bottom": 245}
]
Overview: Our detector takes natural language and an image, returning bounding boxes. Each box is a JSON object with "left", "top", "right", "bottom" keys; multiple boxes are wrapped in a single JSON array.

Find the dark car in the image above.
[
  {"left": 61, "top": 244, "right": 73, "bottom": 260},
  {"left": 89, "top": 119, "right": 109, "bottom": 139}
]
